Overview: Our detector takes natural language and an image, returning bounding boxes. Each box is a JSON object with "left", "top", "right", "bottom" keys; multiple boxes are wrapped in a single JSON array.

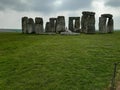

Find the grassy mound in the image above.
[{"left": 0, "top": 32, "right": 120, "bottom": 90}]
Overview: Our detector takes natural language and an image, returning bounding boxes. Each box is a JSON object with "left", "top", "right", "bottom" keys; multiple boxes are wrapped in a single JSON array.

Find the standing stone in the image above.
[
  {"left": 69, "top": 17, "right": 74, "bottom": 32},
  {"left": 22, "top": 17, "right": 28, "bottom": 33},
  {"left": 86, "top": 13, "right": 95, "bottom": 33},
  {"left": 27, "top": 18, "right": 35, "bottom": 34},
  {"left": 35, "top": 17, "right": 44, "bottom": 34},
  {"left": 107, "top": 18, "right": 114, "bottom": 33},
  {"left": 75, "top": 17, "right": 80, "bottom": 32},
  {"left": 99, "top": 16, "right": 107, "bottom": 33},
  {"left": 81, "top": 11, "right": 95, "bottom": 34},
  {"left": 49, "top": 18, "right": 56, "bottom": 32},
  {"left": 81, "top": 12, "right": 89, "bottom": 33},
  {"left": 56, "top": 16, "right": 65, "bottom": 33},
  {"left": 45, "top": 22, "right": 50, "bottom": 32}
]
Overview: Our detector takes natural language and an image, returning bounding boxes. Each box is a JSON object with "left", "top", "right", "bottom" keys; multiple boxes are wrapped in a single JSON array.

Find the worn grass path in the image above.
[{"left": 0, "top": 32, "right": 120, "bottom": 90}]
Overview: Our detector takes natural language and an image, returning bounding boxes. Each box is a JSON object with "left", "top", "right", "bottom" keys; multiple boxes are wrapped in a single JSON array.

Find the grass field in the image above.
[{"left": 0, "top": 32, "right": 120, "bottom": 90}]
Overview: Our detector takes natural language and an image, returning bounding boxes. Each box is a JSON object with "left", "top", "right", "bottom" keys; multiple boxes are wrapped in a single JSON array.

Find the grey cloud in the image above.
[
  {"left": 0, "top": 0, "right": 93, "bottom": 13},
  {"left": 106, "top": 0, "right": 120, "bottom": 7},
  {"left": 59, "top": 0, "right": 92, "bottom": 11},
  {"left": 29, "top": 0, "right": 56, "bottom": 13},
  {"left": 0, "top": 0, "right": 28, "bottom": 11},
  {"left": 29, "top": 0, "right": 92, "bottom": 12}
]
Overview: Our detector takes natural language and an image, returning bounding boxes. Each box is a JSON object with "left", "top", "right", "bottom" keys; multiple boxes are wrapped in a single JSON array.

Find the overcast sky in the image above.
[{"left": 0, "top": 0, "right": 120, "bottom": 29}]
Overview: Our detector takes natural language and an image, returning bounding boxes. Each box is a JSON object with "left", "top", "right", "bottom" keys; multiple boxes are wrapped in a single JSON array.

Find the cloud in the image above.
[
  {"left": 106, "top": 0, "right": 120, "bottom": 7},
  {"left": 0, "top": 0, "right": 28, "bottom": 11},
  {"left": 54, "top": 0, "right": 92, "bottom": 11},
  {"left": 0, "top": 0, "right": 93, "bottom": 14}
]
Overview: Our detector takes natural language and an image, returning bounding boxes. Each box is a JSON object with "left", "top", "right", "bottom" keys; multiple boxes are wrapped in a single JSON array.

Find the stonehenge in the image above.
[
  {"left": 99, "top": 14, "right": 114, "bottom": 33},
  {"left": 21, "top": 11, "right": 114, "bottom": 35}
]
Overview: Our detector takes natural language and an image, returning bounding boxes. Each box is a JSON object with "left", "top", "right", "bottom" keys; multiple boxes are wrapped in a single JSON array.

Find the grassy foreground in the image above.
[{"left": 0, "top": 32, "right": 120, "bottom": 90}]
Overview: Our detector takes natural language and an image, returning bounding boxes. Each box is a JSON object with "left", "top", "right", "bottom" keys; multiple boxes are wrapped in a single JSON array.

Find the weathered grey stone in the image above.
[
  {"left": 81, "top": 14, "right": 88, "bottom": 33},
  {"left": 82, "top": 11, "right": 95, "bottom": 15},
  {"left": 101, "top": 14, "right": 113, "bottom": 18},
  {"left": 60, "top": 28, "right": 80, "bottom": 35},
  {"left": 107, "top": 18, "right": 114, "bottom": 33},
  {"left": 45, "top": 22, "right": 50, "bottom": 32},
  {"left": 86, "top": 14, "right": 95, "bottom": 34},
  {"left": 81, "top": 11, "right": 95, "bottom": 34},
  {"left": 56, "top": 16, "right": 65, "bottom": 33},
  {"left": 75, "top": 18, "right": 80, "bottom": 32},
  {"left": 49, "top": 18, "right": 56, "bottom": 32},
  {"left": 22, "top": 17, "right": 28, "bottom": 33},
  {"left": 99, "top": 14, "right": 114, "bottom": 33},
  {"left": 27, "top": 18, "right": 35, "bottom": 34},
  {"left": 35, "top": 17, "right": 44, "bottom": 34},
  {"left": 69, "top": 17, "right": 80, "bottom": 32},
  {"left": 99, "top": 16, "right": 107, "bottom": 33}
]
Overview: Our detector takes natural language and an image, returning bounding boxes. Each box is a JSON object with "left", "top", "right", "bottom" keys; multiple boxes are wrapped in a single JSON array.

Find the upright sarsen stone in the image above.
[
  {"left": 56, "top": 16, "right": 65, "bottom": 33},
  {"left": 49, "top": 18, "right": 56, "bottom": 32},
  {"left": 35, "top": 17, "right": 44, "bottom": 34},
  {"left": 99, "top": 17, "right": 107, "bottom": 33},
  {"left": 45, "top": 22, "right": 50, "bottom": 32},
  {"left": 107, "top": 18, "right": 114, "bottom": 33},
  {"left": 81, "top": 11, "right": 96, "bottom": 34},
  {"left": 22, "top": 17, "right": 28, "bottom": 33},
  {"left": 86, "top": 13, "right": 95, "bottom": 34},
  {"left": 27, "top": 18, "right": 35, "bottom": 34},
  {"left": 75, "top": 18, "right": 80, "bottom": 32},
  {"left": 81, "top": 13, "right": 88, "bottom": 33}
]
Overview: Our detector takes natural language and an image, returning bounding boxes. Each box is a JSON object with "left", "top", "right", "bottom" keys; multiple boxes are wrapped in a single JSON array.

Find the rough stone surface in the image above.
[
  {"left": 60, "top": 28, "right": 80, "bottom": 35},
  {"left": 56, "top": 16, "right": 65, "bottom": 33},
  {"left": 22, "top": 17, "right": 28, "bottom": 33},
  {"left": 107, "top": 18, "right": 114, "bottom": 33},
  {"left": 99, "top": 17, "right": 107, "bottom": 33},
  {"left": 45, "top": 22, "right": 50, "bottom": 32},
  {"left": 35, "top": 17, "right": 44, "bottom": 34},
  {"left": 69, "top": 17, "right": 80, "bottom": 32},
  {"left": 101, "top": 14, "right": 113, "bottom": 18},
  {"left": 99, "top": 14, "right": 114, "bottom": 33},
  {"left": 81, "top": 11, "right": 95, "bottom": 33},
  {"left": 86, "top": 14, "right": 95, "bottom": 34},
  {"left": 49, "top": 18, "right": 56, "bottom": 32},
  {"left": 81, "top": 14, "right": 88, "bottom": 32},
  {"left": 27, "top": 18, "right": 34, "bottom": 34}
]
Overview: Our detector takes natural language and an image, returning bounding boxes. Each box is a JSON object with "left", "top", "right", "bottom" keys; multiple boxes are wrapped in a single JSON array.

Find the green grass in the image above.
[{"left": 0, "top": 31, "right": 120, "bottom": 90}]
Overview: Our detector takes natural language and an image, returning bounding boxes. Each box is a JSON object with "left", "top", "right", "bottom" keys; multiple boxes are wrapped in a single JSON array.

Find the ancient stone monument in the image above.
[
  {"left": 99, "top": 14, "right": 114, "bottom": 33},
  {"left": 81, "top": 11, "right": 95, "bottom": 34},
  {"left": 22, "top": 17, "right": 28, "bottom": 33},
  {"left": 69, "top": 17, "right": 80, "bottom": 32},
  {"left": 56, "top": 16, "right": 65, "bottom": 33},
  {"left": 27, "top": 18, "right": 35, "bottom": 34},
  {"left": 35, "top": 17, "right": 44, "bottom": 34},
  {"left": 21, "top": 11, "right": 114, "bottom": 35}
]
